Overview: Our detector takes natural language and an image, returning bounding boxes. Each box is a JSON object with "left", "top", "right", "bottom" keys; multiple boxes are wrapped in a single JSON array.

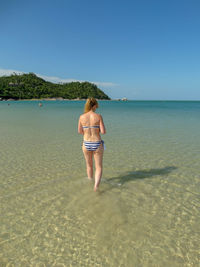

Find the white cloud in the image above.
[
  {"left": 0, "top": 68, "right": 117, "bottom": 88},
  {"left": 0, "top": 68, "right": 24, "bottom": 76},
  {"left": 93, "top": 81, "right": 118, "bottom": 87}
]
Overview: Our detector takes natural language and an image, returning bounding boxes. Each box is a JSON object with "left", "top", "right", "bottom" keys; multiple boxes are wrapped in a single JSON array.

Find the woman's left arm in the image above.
[
  {"left": 99, "top": 115, "right": 106, "bottom": 134},
  {"left": 78, "top": 117, "right": 84, "bottom": 134}
]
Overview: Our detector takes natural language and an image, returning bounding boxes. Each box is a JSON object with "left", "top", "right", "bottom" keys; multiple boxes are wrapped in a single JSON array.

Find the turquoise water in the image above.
[{"left": 0, "top": 100, "right": 200, "bottom": 266}]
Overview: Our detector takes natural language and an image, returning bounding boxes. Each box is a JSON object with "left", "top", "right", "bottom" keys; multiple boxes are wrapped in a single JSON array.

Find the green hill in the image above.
[{"left": 0, "top": 72, "right": 110, "bottom": 100}]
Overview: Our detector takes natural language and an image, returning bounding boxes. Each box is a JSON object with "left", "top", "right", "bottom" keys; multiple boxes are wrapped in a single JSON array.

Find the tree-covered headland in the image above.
[{"left": 0, "top": 73, "right": 110, "bottom": 100}]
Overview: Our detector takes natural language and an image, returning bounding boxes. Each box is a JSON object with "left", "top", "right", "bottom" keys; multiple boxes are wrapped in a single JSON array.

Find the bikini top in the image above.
[{"left": 82, "top": 125, "right": 100, "bottom": 129}]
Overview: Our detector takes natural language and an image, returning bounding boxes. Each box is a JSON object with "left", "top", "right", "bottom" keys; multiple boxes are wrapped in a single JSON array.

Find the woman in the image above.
[{"left": 78, "top": 98, "right": 106, "bottom": 191}]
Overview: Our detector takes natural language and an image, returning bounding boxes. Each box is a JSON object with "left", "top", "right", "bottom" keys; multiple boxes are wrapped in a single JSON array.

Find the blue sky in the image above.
[{"left": 1, "top": 0, "right": 200, "bottom": 100}]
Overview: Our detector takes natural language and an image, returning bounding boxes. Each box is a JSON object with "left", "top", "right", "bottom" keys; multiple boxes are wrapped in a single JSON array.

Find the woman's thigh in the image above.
[
  {"left": 93, "top": 144, "right": 104, "bottom": 168},
  {"left": 82, "top": 144, "right": 93, "bottom": 165}
]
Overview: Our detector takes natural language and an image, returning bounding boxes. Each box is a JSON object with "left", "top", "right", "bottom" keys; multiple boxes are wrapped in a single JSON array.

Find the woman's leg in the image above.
[
  {"left": 93, "top": 144, "right": 104, "bottom": 191},
  {"left": 82, "top": 145, "right": 93, "bottom": 179}
]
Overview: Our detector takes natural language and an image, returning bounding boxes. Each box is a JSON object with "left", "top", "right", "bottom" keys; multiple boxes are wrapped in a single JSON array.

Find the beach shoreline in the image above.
[{"left": 0, "top": 97, "right": 112, "bottom": 101}]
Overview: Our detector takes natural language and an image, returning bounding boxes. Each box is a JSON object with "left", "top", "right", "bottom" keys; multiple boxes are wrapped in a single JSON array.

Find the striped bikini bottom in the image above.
[{"left": 83, "top": 140, "right": 104, "bottom": 151}]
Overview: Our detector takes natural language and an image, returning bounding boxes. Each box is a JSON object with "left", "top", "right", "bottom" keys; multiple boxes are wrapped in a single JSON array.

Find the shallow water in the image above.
[{"left": 0, "top": 100, "right": 200, "bottom": 266}]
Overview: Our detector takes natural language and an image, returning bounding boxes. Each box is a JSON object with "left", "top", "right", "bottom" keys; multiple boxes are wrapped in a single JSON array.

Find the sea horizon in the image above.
[{"left": 1, "top": 98, "right": 200, "bottom": 101}]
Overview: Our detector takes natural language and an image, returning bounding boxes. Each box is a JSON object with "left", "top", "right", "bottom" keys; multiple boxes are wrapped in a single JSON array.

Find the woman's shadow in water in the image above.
[{"left": 103, "top": 166, "right": 177, "bottom": 189}]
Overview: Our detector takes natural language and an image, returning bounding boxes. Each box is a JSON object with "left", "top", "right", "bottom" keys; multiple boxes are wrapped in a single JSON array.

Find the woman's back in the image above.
[{"left": 79, "top": 111, "right": 102, "bottom": 141}]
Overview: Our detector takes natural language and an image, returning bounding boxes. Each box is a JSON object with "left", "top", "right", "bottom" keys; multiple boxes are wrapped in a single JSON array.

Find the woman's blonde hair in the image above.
[{"left": 84, "top": 97, "right": 99, "bottom": 113}]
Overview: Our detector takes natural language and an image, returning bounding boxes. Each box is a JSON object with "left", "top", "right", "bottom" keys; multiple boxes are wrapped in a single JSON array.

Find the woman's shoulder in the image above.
[
  {"left": 80, "top": 112, "right": 86, "bottom": 118},
  {"left": 79, "top": 113, "right": 85, "bottom": 122},
  {"left": 91, "top": 113, "right": 102, "bottom": 121},
  {"left": 96, "top": 113, "right": 103, "bottom": 119},
  {"left": 94, "top": 112, "right": 102, "bottom": 117}
]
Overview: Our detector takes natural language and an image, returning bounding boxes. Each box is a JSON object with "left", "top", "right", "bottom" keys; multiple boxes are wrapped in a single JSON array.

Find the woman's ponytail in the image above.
[{"left": 84, "top": 97, "right": 98, "bottom": 113}]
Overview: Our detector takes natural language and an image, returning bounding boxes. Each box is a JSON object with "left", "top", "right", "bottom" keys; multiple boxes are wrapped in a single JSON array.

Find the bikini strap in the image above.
[{"left": 82, "top": 125, "right": 100, "bottom": 129}]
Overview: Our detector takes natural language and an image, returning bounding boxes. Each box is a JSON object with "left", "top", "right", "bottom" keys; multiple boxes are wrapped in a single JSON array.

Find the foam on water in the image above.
[{"left": 0, "top": 100, "right": 200, "bottom": 266}]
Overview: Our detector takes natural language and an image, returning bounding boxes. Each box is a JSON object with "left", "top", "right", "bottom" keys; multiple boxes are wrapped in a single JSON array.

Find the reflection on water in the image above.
[{"left": 0, "top": 101, "right": 200, "bottom": 266}]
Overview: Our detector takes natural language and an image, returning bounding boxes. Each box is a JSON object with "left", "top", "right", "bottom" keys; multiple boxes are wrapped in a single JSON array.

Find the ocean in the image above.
[{"left": 0, "top": 100, "right": 200, "bottom": 266}]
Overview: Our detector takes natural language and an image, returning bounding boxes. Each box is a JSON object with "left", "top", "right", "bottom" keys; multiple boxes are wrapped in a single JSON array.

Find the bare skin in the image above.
[{"left": 78, "top": 105, "right": 106, "bottom": 191}]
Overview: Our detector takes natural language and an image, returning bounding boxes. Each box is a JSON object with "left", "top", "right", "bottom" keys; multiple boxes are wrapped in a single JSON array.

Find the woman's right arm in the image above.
[
  {"left": 99, "top": 115, "right": 106, "bottom": 134},
  {"left": 78, "top": 116, "right": 84, "bottom": 135}
]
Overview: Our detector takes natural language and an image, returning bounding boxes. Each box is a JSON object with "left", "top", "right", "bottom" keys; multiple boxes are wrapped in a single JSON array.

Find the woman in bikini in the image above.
[{"left": 78, "top": 98, "right": 106, "bottom": 191}]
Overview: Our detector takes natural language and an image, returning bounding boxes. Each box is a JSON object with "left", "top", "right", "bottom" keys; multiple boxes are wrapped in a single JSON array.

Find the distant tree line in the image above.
[{"left": 0, "top": 73, "right": 110, "bottom": 100}]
